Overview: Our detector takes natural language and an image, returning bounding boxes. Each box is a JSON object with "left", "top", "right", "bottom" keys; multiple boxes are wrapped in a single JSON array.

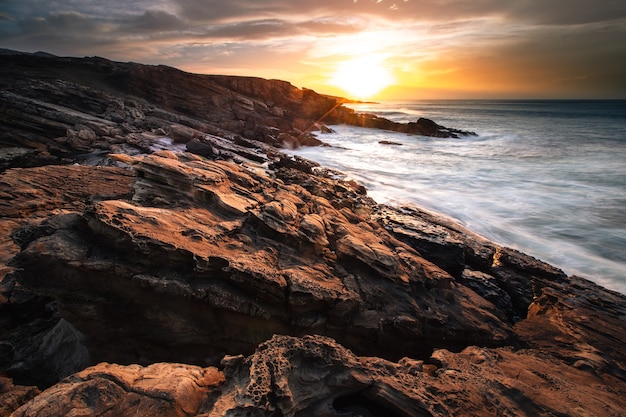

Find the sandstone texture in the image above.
[{"left": 1, "top": 51, "right": 624, "bottom": 416}]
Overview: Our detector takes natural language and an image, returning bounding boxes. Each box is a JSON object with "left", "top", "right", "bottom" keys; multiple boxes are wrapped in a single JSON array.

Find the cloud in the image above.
[
  {"left": 132, "top": 10, "right": 185, "bottom": 32},
  {"left": 19, "top": 11, "right": 97, "bottom": 33},
  {"left": 504, "top": 0, "right": 626, "bottom": 25},
  {"left": 0, "top": 0, "right": 625, "bottom": 97}
]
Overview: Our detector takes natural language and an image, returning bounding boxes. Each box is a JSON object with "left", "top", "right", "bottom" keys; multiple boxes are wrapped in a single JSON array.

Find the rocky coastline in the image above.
[{"left": 1, "top": 51, "right": 625, "bottom": 416}]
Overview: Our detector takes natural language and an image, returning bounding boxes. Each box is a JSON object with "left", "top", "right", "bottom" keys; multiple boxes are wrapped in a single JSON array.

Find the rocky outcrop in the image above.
[
  {"left": 2, "top": 152, "right": 625, "bottom": 416},
  {"left": 1, "top": 51, "right": 624, "bottom": 416},
  {"left": 0, "top": 52, "right": 472, "bottom": 170},
  {"left": 11, "top": 362, "right": 223, "bottom": 417},
  {"left": 325, "top": 107, "right": 477, "bottom": 138},
  {"left": 10, "top": 333, "right": 626, "bottom": 417},
  {"left": 6, "top": 153, "right": 513, "bottom": 368}
]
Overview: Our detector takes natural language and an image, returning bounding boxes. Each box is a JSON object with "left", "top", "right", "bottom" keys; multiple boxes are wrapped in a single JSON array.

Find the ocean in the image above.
[{"left": 290, "top": 100, "right": 626, "bottom": 294}]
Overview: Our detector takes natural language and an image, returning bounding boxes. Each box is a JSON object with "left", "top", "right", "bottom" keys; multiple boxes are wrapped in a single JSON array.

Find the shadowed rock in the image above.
[{"left": 1, "top": 52, "right": 473, "bottom": 171}]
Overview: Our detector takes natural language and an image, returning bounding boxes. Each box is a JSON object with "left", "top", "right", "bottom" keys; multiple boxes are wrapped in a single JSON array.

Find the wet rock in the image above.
[
  {"left": 461, "top": 269, "right": 514, "bottom": 322},
  {"left": 186, "top": 138, "right": 216, "bottom": 159},
  {"left": 325, "top": 107, "right": 477, "bottom": 138}
]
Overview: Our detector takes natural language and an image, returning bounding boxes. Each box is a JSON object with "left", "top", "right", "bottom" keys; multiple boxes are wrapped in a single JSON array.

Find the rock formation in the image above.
[
  {"left": 325, "top": 109, "right": 477, "bottom": 138},
  {"left": 0, "top": 50, "right": 473, "bottom": 172},
  {"left": 0, "top": 51, "right": 624, "bottom": 416}
]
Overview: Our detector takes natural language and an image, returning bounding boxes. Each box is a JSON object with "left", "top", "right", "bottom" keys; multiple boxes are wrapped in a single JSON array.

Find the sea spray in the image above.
[{"left": 290, "top": 100, "right": 626, "bottom": 293}]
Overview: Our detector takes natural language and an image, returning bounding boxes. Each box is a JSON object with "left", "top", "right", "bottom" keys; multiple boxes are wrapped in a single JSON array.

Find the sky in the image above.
[{"left": 1, "top": 0, "right": 626, "bottom": 99}]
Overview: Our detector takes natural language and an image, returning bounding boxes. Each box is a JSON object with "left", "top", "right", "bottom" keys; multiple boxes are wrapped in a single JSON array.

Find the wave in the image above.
[{"left": 294, "top": 101, "right": 626, "bottom": 294}]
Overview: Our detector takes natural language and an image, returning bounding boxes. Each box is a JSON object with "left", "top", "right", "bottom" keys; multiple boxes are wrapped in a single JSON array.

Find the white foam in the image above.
[
  {"left": 149, "top": 137, "right": 188, "bottom": 153},
  {"left": 291, "top": 102, "right": 626, "bottom": 294}
]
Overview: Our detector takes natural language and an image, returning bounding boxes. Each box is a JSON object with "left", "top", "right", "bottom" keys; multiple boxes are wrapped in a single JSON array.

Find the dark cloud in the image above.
[
  {"left": 132, "top": 10, "right": 185, "bottom": 31},
  {"left": 0, "top": 0, "right": 625, "bottom": 97},
  {"left": 173, "top": 0, "right": 338, "bottom": 22},
  {"left": 504, "top": 0, "right": 626, "bottom": 25},
  {"left": 19, "top": 11, "right": 98, "bottom": 34}
]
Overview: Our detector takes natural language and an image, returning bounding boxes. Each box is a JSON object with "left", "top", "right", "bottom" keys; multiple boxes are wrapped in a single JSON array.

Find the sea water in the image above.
[{"left": 290, "top": 100, "right": 626, "bottom": 294}]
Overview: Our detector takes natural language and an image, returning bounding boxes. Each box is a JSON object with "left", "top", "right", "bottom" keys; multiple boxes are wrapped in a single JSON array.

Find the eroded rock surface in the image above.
[
  {"left": 1, "top": 52, "right": 473, "bottom": 170},
  {"left": 9, "top": 153, "right": 513, "bottom": 367},
  {"left": 11, "top": 362, "right": 223, "bottom": 417},
  {"left": 12, "top": 334, "right": 626, "bottom": 417},
  {"left": 1, "top": 51, "right": 624, "bottom": 417},
  {"left": 2, "top": 152, "right": 624, "bottom": 416}
]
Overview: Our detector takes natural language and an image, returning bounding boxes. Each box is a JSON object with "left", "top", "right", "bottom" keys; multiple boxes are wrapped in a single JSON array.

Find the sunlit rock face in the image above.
[
  {"left": 1, "top": 52, "right": 625, "bottom": 417},
  {"left": 10, "top": 153, "right": 514, "bottom": 367},
  {"left": 0, "top": 52, "right": 475, "bottom": 171},
  {"left": 10, "top": 362, "right": 224, "bottom": 417},
  {"left": 3, "top": 152, "right": 625, "bottom": 417},
  {"left": 10, "top": 334, "right": 626, "bottom": 417}
]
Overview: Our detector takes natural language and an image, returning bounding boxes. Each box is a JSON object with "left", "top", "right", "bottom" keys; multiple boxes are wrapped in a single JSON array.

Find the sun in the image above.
[{"left": 329, "top": 55, "right": 395, "bottom": 99}]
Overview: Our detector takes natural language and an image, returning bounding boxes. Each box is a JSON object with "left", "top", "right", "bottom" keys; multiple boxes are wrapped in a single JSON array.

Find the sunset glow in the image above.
[
  {"left": 329, "top": 55, "right": 395, "bottom": 99},
  {"left": 0, "top": 0, "right": 625, "bottom": 99}
]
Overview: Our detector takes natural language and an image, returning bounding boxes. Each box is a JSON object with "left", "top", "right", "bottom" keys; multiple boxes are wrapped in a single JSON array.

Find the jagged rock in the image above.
[
  {"left": 16, "top": 334, "right": 624, "bottom": 416},
  {"left": 1, "top": 53, "right": 475, "bottom": 171},
  {"left": 1, "top": 50, "right": 625, "bottom": 417},
  {"left": 372, "top": 204, "right": 570, "bottom": 322},
  {"left": 203, "top": 334, "right": 625, "bottom": 417},
  {"left": 516, "top": 275, "right": 626, "bottom": 380},
  {"left": 325, "top": 107, "right": 477, "bottom": 138},
  {"left": 8, "top": 154, "right": 514, "bottom": 375},
  {"left": 461, "top": 269, "right": 514, "bottom": 321},
  {"left": 11, "top": 363, "right": 223, "bottom": 417}
]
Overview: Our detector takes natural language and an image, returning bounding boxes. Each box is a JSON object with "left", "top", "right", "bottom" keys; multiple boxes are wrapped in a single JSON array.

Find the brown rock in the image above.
[
  {"left": 11, "top": 363, "right": 223, "bottom": 417},
  {"left": 0, "top": 380, "right": 40, "bottom": 417},
  {"left": 206, "top": 334, "right": 626, "bottom": 417},
  {"left": 1, "top": 50, "right": 625, "bottom": 417}
]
